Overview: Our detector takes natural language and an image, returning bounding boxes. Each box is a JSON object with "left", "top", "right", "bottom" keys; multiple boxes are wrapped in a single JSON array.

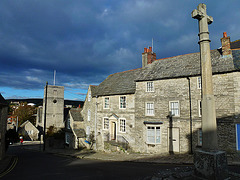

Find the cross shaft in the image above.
[{"left": 192, "top": 3, "right": 218, "bottom": 151}]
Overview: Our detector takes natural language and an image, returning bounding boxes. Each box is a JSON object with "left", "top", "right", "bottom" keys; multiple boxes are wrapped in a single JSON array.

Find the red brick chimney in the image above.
[
  {"left": 142, "top": 47, "right": 156, "bottom": 68},
  {"left": 221, "top": 32, "right": 232, "bottom": 57}
]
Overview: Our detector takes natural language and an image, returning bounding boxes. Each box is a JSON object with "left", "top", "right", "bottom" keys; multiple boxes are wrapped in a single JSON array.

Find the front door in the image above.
[
  {"left": 110, "top": 121, "right": 116, "bottom": 140},
  {"left": 168, "top": 127, "right": 180, "bottom": 153}
]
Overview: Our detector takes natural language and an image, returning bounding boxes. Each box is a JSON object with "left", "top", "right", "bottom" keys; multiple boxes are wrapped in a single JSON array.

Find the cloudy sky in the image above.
[{"left": 0, "top": 0, "right": 239, "bottom": 101}]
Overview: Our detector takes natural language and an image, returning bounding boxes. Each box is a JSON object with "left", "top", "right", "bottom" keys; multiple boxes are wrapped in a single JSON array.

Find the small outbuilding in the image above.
[{"left": 19, "top": 120, "right": 39, "bottom": 141}]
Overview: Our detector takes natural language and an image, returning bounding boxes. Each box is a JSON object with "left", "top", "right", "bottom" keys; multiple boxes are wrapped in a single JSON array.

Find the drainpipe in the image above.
[
  {"left": 187, "top": 77, "right": 193, "bottom": 154},
  {"left": 94, "top": 96, "right": 98, "bottom": 150}
]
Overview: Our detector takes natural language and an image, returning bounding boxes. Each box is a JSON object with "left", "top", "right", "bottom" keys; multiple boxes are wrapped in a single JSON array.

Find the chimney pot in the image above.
[
  {"left": 144, "top": 47, "right": 147, "bottom": 53},
  {"left": 149, "top": 47, "right": 152, "bottom": 52},
  {"left": 223, "top": 32, "right": 227, "bottom": 38}
]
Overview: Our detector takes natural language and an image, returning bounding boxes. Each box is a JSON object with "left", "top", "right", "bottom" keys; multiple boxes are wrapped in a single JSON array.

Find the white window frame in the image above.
[
  {"left": 27, "top": 130, "right": 33, "bottom": 135},
  {"left": 145, "top": 102, "right": 155, "bottom": 116},
  {"left": 169, "top": 101, "right": 180, "bottom": 117},
  {"left": 67, "top": 117, "right": 71, "bottom": 129},
  {"left": 119, "top": 96, "right": 126, "bottom": 109},
  {"left": 198, "top": 100, "right": 202, "bottom": 117},
  {"left": 146, "top": 125, "right": 161, "bottom": 144},
  {"left": 104, "top": 97, "right": 110, "bottom": 109},
  {"left": 197, "top": 77, "right": 202, "bottom": 89},
  {"left": 88, "top": 92, "right": 91, "bottom": 101},
  {"left": 119, "top": 118, "right": 126, "bottom": 133},
  {"left": 103, "top": 117, "right": 109, "bottom": 130},
  {"left": 146, "top": 82, "right": 154, "bottom": 92},
  {"left": 198, "top": 128, "right": 202, "bottom": 146},
  {"left": 87, "top": 109, "right": 91, "bottom": 121}
]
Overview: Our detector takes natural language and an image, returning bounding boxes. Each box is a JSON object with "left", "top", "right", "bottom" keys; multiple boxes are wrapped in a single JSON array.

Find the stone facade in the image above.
[
  {"left": 95, "top": 94, "right": 136, "bottom": 151},
  {"left": 65, "top": 108, "right": 86, "bottom": 149},
  {"left": 81, "top": 86, "right": 97, "bottom": 143},
  {"left": 81, "top": 35, "right": 240, "bottom": 155},
  {"left": 39, "top": 85, "right": 64, "bottom": 130}
]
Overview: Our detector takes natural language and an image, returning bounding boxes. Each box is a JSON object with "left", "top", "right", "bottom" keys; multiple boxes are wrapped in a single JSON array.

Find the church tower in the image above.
[{"left": 42, "top": 85, "right": 64, "bottom": 130}]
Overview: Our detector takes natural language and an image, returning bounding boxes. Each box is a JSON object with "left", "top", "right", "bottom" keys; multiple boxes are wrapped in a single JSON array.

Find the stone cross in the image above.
[{"left": 192, "top": 4, "right": 218, "bottom": 151}]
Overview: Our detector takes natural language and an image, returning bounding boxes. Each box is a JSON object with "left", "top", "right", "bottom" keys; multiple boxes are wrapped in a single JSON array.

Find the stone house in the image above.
[
  {"left": 18, "top": 120, "right": 39, "bottom": 141},
  {"left": 64, "top": 108, "right": 87, "bottom": 149},
  {"left": 81, "top": 85, "right": 98, "bottom": 141},
  {"left": 82, "top": 33, "right": 240, "bottom": 155},
  {"left": 0, "top": 94, "right": 8, "bottom": 160}
]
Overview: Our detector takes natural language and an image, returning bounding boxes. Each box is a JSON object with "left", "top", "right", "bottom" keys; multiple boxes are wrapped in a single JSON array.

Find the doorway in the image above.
[
  {"left": 110, "top": 121, "right": 116, "bottom": 140},
  {"left": 168, "top": 127, "right": 180, "bottom": 153}
]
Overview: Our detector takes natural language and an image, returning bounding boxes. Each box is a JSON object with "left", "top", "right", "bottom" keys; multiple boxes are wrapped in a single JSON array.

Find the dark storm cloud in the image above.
[{"left": 0, "top": 0, "right": 239, "bottom": 98}]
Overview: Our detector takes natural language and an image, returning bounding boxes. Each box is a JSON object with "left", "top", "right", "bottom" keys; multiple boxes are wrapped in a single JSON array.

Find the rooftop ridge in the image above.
[
  {"left": 231, "top": 39, "right": 240, "bottom": 43},
  {"left": 109, "top": 68, "right": 142, "bottom": 77},
  {"left": 155, "top": 49, "right": 218, "bottom": 62}
]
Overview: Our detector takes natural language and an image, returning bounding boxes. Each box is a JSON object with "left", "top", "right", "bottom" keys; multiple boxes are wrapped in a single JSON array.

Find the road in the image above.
[
  {"left": 3, "top": 145, "right": 240, "bottom": 180},
  {"left": 2, "top": 145, "right": 187, "bottom": 180}
]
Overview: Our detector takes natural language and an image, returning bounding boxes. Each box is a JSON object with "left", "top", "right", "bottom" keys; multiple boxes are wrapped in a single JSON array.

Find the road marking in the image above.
[{"left": 0, "top": 156, "right": 18, "bottom": 178}]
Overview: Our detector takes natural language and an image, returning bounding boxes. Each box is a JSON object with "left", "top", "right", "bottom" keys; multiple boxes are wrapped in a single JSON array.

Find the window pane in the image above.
[
  {"left": 146, "top": 103, "right": 154, "bottom": 115},
  {"left": 156, "top": 127, "right": 160, "bottom": 143},
  {"left": 105, "top": 98, "right": 109, "bottom": 108},
  {"left": 147, "top": 127, "right": 155, "bottom": 143},
  {"left": 120, "top": 119, "right": 126, "bottom": 132},
  {"left": 147, "top": 82, "right": 154, "bottom": 92},
  {"left": 120, "top": 97, "right": 126, "bottom": 108},
  {"left": 198, "top": 129, "right": 202, "bottom": 146},
  {"left": 170, "top": 102, "right": 179, "bottom": 116},
  {"left": 104, "top": 118, "right": 109, "bottom": 129}
]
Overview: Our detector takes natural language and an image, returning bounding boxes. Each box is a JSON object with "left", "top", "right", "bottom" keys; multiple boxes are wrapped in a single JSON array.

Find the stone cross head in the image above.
[{"left": 191, "top": 3, "right": 213, "bottom": 24}]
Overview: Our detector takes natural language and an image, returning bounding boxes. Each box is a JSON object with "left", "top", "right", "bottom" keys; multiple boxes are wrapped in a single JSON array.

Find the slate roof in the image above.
[
  {"left": 73, "top": 125, "right": 86, "bottom": 138},
  {"left": 231, "top": 40, "right": 240, "bottom": 49},
  {"left": 136, "top": 49, "right": 240, "bottom": 81},
  {"left": 95, "top": 68, "right": 142, "bottom": 96},
  {"left": 93, "top": 42, "right": 240, "bottom": 96},
  {"left": 90, "top": 85, "right": 98, "bottom": 97},
  {"left": 70, "top": 108, "right": 83, "bottom": 121},
  {"left": 20, "top": 120, "right": 39, "bottom": 132}
]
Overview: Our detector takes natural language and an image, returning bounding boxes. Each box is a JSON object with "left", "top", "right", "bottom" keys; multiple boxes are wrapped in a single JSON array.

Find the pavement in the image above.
[{"left": 1, "top": 141, "right": 240, "bottom": 178}]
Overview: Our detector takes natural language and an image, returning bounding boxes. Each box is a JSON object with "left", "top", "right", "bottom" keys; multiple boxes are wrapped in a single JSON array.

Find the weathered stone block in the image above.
[{"left": 194, "top": 150, "right": 229, "bottom": 180}]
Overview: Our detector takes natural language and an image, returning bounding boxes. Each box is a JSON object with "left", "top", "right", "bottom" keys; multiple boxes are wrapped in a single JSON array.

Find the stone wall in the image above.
[
  {"left": 82, "top": 72, "right": 240, "bottom": 154},
  {"left": 0, "top": 105, "right": 8, "bottom": 160},
  {"left": 81, "top": 86, "right": 96, "bottom": 146},
  {"left": 94, "top": 94, "right": 136, "bottom": 151},
  {"left": 134, "top": 71, "right": 240, "bottom": 154}
]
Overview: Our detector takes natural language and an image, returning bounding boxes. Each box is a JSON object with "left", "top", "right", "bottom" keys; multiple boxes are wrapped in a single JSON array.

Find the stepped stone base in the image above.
[{"left": 194, "top": 150, "right": 229, "bottom": 180}]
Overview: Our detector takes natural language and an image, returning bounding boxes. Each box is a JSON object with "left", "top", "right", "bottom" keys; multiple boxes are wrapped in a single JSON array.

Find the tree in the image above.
[{"left": 14, "top": 102, "right": 36, "bottom": 126}]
